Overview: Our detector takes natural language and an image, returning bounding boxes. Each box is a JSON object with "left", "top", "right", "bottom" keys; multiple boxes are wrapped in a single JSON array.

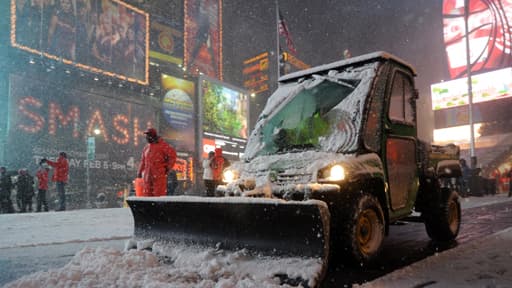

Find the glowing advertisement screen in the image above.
[
  {"left": 443, "top": 0, "right": 512, "bottom": 79},
  {"left": 184, "top": 0, "right": 222, "bottom": 79},
  {"left": 159, "top": 74, "right": 195, "bottom": 152},
  {"left": 200, "top": 76, "right": 248, "bottom": 159},
  {"left": 11, "top": 0, "right": 149, "bottom": 85},
  {"left": 7, "top": 74, "right": 154, "bottom": 204},
  {"left": 149, "top": 15, "right": 183, "bottom": 65},
  {"left": 431, "top": 67, "right": 512, "bottom": 110}
]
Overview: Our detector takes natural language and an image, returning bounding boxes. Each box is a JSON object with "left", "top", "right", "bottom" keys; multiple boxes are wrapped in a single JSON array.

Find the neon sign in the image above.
[{"left": 17, "top": 96, "right": 151, "bottom": 146}]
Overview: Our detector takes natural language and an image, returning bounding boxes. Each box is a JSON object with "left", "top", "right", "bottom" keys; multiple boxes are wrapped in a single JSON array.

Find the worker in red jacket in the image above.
[
  {"left": 44, "top": 152, "right": 69, "bottom": 211},
  {"left": 36, "top": 159, "right": 50, "bottom": 212},
  {"left": 210, "top": 147, "right": 225, "bottom": 194},
  {"left": 137, "top": 128, "right": 177, "bottom": 197}
]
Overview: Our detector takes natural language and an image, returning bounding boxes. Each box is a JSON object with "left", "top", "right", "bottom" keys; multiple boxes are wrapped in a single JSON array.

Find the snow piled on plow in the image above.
[{"left": 5, "top": 241, "right": 324, "bottom": 288}]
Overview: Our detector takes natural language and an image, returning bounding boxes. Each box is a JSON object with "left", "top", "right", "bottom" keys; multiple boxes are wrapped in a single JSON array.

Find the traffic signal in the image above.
[
  {"left": 279, "top": 52, "right": 288, "bottom": 63},
  {"left": 279, "top": 52, "right": 288, "bottom": 70}
]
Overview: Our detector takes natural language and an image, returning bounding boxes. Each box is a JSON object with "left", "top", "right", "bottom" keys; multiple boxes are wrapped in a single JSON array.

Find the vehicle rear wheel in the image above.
[
  {"left": 423, "top": 189, "right": 461, "bottom": 242},
  {"left": 341, "top": 193, "right": 385, "bottom": 265}
]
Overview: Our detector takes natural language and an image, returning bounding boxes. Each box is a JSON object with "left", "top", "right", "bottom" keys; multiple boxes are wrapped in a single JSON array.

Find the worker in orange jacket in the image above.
[
  {"left": 137, "top": 128, "right": 177, "bottom": 197},
  {"left": 45, "top": 152, "right": 69, "bottom": 211},
  {"left": 211, "top": 147, "right": 230, "bottom": 195}
]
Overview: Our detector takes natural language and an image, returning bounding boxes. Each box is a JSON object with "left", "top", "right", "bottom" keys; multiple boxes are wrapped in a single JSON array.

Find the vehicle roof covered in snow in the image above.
[{"left": 278, "top": 51, "right": 416, "bottom": 83}]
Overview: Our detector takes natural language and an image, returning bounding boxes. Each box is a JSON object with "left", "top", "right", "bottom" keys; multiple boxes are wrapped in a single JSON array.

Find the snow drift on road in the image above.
[{"left": 5, "top": 241, "right": 324, "bottom": 288}]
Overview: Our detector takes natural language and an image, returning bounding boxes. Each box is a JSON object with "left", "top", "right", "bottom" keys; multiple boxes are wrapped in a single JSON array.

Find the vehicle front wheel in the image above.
[
  {"left": 341, "top": 193, "right": 385, "bottom": 265},
  {"left": 423, "top": 189, "right": 461, "bottom": 242}
]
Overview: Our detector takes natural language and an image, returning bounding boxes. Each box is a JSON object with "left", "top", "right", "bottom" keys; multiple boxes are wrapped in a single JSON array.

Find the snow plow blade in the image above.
[{"left": 126, "top": 196, "right": 330, "bottom": 259}]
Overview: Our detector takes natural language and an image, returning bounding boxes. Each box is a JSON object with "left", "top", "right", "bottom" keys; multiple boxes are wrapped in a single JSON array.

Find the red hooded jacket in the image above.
[
  {"left": 137, "top": 138, "right": 177, "bottom": 181},
  {"left": 46, "top": 155, "right": 69, "bottom": 183},
  {"left": 211, "top": 147, "right": 225, "bottom": 181}
]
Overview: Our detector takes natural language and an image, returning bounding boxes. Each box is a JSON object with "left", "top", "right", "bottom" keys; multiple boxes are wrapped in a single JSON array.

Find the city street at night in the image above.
[
  {"left": 2, "top": 1, "right": 512, "bottom": 287},
  {"left": 1, "top": 194, "right": 511, "bottom": 287}
]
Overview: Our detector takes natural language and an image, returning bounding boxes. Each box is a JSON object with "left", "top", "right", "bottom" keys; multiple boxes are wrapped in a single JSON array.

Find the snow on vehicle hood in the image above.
[{"left": 229, "top": 151, "right": 384, "bottom": 188}]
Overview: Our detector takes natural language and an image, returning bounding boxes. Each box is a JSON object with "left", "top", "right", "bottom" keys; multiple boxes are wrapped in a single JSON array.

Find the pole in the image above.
[
  {"left": 86, "top": 158, "right": 91, "bottom": 208},
  {"left": 86, "top": 136, "right": 95, "bottom": 208},
  {"left": 464, "top": 0, "right": 476, "bottom": 168},
  {"left": 275, "top": 0, "right": 280, "bottom": 80}
]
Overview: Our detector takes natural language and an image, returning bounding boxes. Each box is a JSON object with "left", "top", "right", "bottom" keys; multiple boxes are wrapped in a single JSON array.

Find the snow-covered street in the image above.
[
  {"left": 1, "top": 194, "right": 512, "bottom": 287},
  {"left": 0, "top": 208, "right": 133, "bottom": 249},
  {"left": 356, "top": 226, "right": 512, "bottom": 287}
]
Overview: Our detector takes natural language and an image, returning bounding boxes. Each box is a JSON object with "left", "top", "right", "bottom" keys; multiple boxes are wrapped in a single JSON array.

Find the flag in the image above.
[{"left": 278, "top": 10, "right": 297, "bottom": 54}]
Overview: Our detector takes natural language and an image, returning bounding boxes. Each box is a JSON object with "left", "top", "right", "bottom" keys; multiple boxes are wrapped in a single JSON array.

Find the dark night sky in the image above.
[{"left": 222, "top": 0, "right": 449, "bottom": 141}]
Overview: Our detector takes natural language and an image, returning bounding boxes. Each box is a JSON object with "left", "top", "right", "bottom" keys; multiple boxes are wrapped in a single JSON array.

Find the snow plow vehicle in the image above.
[{"left": 127, "top": 52, "right": 461, "bottom": 286}]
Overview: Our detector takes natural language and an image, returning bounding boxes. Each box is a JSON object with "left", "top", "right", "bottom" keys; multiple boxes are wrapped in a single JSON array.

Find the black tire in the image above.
[
  {"left": 340, "top": 193, "right": 385, "bottom": 265},
  {"left": 423, "top": 189, "right": 461, "bottom": 242}
]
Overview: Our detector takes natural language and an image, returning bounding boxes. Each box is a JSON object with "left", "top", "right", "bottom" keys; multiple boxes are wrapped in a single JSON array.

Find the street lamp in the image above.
[{"left": 86, "top": 128, "right": 101, "bottom": 208}]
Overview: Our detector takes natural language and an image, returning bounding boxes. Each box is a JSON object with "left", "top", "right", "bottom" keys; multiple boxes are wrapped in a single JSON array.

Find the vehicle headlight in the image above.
[
  {"left": 223, "top": 170, "right": 236, "bottom": 183},
  {"left": 328, "top": 165, "right": 345, "bottom": 181}
]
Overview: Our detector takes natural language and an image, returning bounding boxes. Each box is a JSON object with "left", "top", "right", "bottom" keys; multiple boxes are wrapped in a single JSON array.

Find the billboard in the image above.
[
  {"left": 184, "top": 0, "right": 222, "bottom": 79},
  {"left": 433, "top": 123, "right": 482, "bottom": 145},
  {"left": 243, "top": 52, "right": 270, "bottom": 95},
  {"left": 159, "top": 73, "right": 195, "bottom": 152},
  {"left": 149, "top": 15, "right": 183, "bottom": 65},
  {"left": 174, "top": 152, "right": 194, "bottom": 183},
  {"left": 199, "top": 76, "right": 248, "bottom": 159},
  {"left": 431, "top": 67, "right": 512, "bottom": 110},
  {"left": 11, "top": 0, "right": 149, "bottom": 85},
  {"left": 443, "top": 0, "right": 512, "bottom": 79},
  {"left": 7, "top": 74, "right": 154, "bottom": 205}
]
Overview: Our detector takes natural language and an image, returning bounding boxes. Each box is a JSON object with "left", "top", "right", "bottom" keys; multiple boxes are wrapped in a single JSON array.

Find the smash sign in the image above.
[{"left": 7, "top": 74, "right": 154, "bottom": 171}]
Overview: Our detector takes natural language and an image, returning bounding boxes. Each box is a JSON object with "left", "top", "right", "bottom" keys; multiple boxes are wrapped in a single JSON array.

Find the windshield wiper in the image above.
[{"left": 276, "top": 143, "right": 316, "bottom": 153}]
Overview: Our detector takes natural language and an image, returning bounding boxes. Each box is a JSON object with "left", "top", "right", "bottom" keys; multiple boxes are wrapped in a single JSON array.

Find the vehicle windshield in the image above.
[{"left": 244, "top": 63, "right": 377, "bottom": 160}]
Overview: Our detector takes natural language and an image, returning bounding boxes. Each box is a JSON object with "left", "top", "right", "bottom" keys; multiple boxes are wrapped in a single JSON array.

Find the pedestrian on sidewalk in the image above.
[
  {"left": 44, "top": 152, "right": 69, "bottom": 211},
  {"left": 36, "top": 159, "right": 50, "bottom": 212},
  {"left": 167, "top": 169, "right": 179, "bottom": 196},
  {"left": 459, "top": 158, "right": 470, "bottom": 197},
  {"left": 508, "top": 168, "right": 512, "bottom": 197},
  {"left": 203, "top": 151, "right": 215, "bottom": 197},
  {"left": 0, "top": 166, "right": 14, "bottom": 213},
  {"left": 211, "top": 147, "right": 225, "bottom": 196},
  {"left": 16, "top": 169, "right": 34, "bottom": 213}
]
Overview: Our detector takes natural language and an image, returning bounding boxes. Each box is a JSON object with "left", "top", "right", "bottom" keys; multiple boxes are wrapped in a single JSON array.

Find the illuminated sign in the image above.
[
  {"left": 175, "top": 153, "right": 194, "bottom": 182},
  {"left": 243, "top": 52, "right": 270, "bottom": 95},
  {"left": 10, "top": 0, "right": 150, "bottom": 85},
  {"left": 282, "top": 51, "right": 311, "bottom": 70},
  {"left": 184, "top": 0, "right": 223, "bottom": 79},
  {"left": 199, "top": 76, "right": 248, "bottom": 160},
  {"left": 443, "top": 0, "right": 512, "bottom": 79},
  {"left": 159, "top": 74, "right": 195, "bottom": 152},
  {"left": 200, "top": 76, "right": 248, "bottom": 139},
  {"left": 433, "top": 123, "right": 482, "bottom": 144},
  {"left": 431, "top": 67, "right": 512, "bottom": 110},
  {"left": 8, "top": 74, "right": 154, "bottom": 173},
  {"left": 149, "top": 15, "right": 183, "bottom": 65},
  {"left": 202, "top": 135, "right": 245, "bottom": 159},
  {"left": 433, "top": 123, "right": 510, "bottom": 151}
]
